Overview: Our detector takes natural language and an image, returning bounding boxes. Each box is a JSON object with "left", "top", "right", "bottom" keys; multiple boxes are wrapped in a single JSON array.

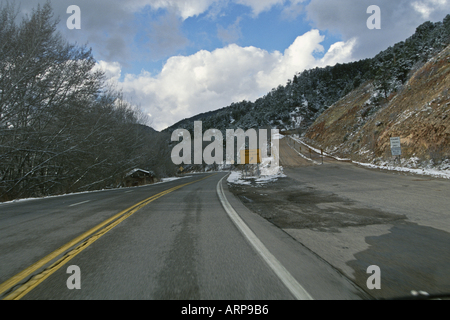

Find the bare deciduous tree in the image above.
[{"left": 0, "top": 2, "right": 174, "bottom": 201}]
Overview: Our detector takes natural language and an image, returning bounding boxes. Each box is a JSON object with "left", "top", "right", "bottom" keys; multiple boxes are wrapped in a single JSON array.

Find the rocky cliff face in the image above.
[{"left": 304, "top": 44, "right": 450, "bottom": 170}]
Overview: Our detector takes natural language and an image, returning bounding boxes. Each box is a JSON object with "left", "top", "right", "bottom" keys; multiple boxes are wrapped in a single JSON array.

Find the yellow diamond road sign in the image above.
[{"left": 239, "top": 149, "right": 261, "bottom": 164}]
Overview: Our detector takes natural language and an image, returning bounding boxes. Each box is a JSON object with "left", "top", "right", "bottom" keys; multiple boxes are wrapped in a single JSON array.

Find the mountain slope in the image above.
[
  {"left": 304, "top": 44, "right": 450, "bottom": 170},
  {"left": 164, "top": 15, "right": 450, "bottom": 137}
]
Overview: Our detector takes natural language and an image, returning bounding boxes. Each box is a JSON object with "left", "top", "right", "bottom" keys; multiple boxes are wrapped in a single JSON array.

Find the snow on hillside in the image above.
[{"left": 304, "top": 41, "right": 450, "bottom": 180}]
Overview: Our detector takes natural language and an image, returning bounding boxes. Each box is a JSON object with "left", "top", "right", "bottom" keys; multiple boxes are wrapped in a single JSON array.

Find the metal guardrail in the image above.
[{"left": 285, "top": 136, "right": 353, "bottom": 164}]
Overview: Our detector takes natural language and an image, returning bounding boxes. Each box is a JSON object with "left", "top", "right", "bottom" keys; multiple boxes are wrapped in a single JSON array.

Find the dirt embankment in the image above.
[{"left": 304, "top": 44, "right": 450, "bottom": 168}]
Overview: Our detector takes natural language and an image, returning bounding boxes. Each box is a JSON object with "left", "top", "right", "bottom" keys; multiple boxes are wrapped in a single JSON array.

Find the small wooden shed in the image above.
[{"left": 123, "top": 169, "right": 156, "bottom": 187}]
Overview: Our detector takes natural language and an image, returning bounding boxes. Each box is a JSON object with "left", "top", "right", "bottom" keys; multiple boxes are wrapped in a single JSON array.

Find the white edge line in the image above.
[
  {"left": 216, "top": 174, "right": 314, "bottom": 300},
  {"left": 69, "top": 200, "right": 91, "bottom": 207}
]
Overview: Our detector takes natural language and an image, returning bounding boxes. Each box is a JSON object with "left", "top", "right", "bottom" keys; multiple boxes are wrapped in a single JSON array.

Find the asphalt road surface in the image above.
[
  {"left": 277, "top": 136, "right": 450, "bottom": 299},
  {"left": 2, "top": 137, "right": 448, "bottom": 301},
  {"left": 0, "top": 173, "right": 367, "bottom": 300}
]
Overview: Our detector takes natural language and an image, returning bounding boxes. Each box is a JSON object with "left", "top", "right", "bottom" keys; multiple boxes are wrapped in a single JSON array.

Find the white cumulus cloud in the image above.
[
  {"left": 94, "top": 61, "right": 122, "bottom": 83},
  {"left": 412, "top": 0, "right": 449, "bottom": 19},
  {"left": 105, "top": 30, "right": 356, "bottom": 131}
]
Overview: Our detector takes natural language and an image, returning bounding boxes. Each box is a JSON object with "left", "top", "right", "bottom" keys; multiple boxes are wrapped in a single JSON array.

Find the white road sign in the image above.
[{"left": 390, "top": 137, "right": 402, "bottom": 156}]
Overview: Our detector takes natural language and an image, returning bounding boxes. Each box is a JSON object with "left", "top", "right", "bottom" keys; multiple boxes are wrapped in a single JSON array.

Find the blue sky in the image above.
[
  {"left": 112, "top": 1, "right": 326, "bottom": 77},
  {"left": 11, "top": 0, "right": 450, "bottom": 130}
]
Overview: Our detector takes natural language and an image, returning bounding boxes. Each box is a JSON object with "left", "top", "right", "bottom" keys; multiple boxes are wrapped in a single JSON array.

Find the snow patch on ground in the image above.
[
  {"left": 272, "top": 133, "right": 285, "bottom": 140},
  {"left": 0, "top": 176, "right": 191, "bottom": 205},
  {"left": 227, "top": 172, "right": 252, "bottom": 185},
  {"left": 227, "top": 170, "right": 286, "bottom": 186},
  {"left": 0, "top": 189, "right": 110, "bottom": 205},
  {"left": 160, "top": 177, "right": 184, "bottom": 182},
  {"left": 356, "top": 160, "right": 450, "bottom": 179}
]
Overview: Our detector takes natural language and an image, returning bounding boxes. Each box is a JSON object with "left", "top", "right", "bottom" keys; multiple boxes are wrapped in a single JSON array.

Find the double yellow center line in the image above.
[{"left": 0, "top": 175, "right": 213, "bottom": 300}]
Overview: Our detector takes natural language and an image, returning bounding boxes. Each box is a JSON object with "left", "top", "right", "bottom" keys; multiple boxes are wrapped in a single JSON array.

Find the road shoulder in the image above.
[{"left": 220, "top": 175, "right": 371, "bottom": 300}]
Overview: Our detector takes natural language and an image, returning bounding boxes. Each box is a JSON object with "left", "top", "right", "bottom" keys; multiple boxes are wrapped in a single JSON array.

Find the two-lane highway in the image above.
[{"left": 0, "top": 172, "right": 367, "bottom": 300}]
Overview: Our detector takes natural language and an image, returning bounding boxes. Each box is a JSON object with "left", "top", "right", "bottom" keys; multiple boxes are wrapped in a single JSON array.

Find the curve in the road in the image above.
[{"left": 216, "top": 174, "right": 314, "bottom": 300}]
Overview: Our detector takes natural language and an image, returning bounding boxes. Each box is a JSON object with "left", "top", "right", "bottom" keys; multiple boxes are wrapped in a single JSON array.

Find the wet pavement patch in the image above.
[
  {"left": 228, "top": 174, "right": 450, "bottom": 300},
  {"left": 228, "top": 176, "right": 406, "bottom": 231},
  {"left": 347, "top": 221, "right": 450, "bottom": 299}
]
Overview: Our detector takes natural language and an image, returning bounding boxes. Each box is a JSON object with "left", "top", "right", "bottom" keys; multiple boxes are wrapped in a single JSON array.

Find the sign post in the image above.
[
  {"left": 390, "top": 137, "right": 402, "bottom": 166},
  {"left": 240, "top": 149, "right": 262, "bottom": 177}
]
